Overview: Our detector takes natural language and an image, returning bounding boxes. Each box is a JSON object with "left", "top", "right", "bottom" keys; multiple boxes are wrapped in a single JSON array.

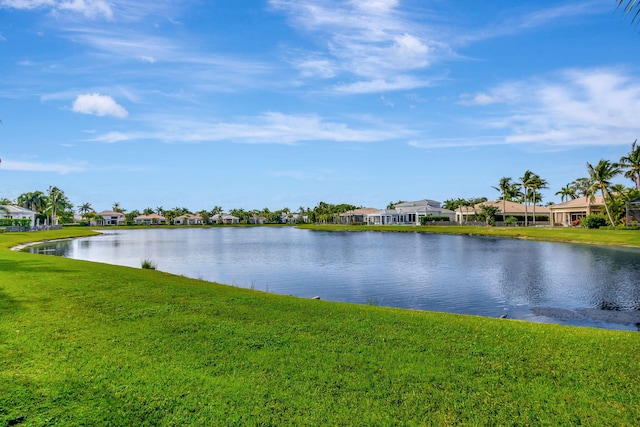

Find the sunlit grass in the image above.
[
  {"left": 1, "top": 228, "right": 639, "bottom": 425},
  {"left": 299, "top": 224, "right": 640, "bottom": 247}
]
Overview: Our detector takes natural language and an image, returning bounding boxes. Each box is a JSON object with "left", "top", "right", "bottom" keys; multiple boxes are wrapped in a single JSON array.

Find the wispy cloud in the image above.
[
  {"left": 72, "top": 93, "right": 128, "bottom": 118},
  {"left": 88, "top": 111, "right": 411, "bottom": 145},
  {"left": 455, "top": 1, "right": 608, "bottom": 45},
  {"left": 1, "top": 0, "right": 113, "bottom": 19},
  {"left": 270, "top": 0, "right": 443, "bottom": 93},
  {"left": 435, "top": 68, "right": 640, "bottom": 148}
]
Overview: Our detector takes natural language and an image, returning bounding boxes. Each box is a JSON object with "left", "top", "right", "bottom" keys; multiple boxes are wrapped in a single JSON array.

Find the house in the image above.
[
  {"left": 548, "top": 195, "right": 606, "bottom": 227},
  {"left": 248, "top": 215, "right": 267, "bottom": 225},
  {"left": 0, "top": 205, "right": 37, "bottom": 229},
  {"left": 96, "top": 210, "right": 126, "bottom": 226},
  {"left": 174, "top": 214, "right": 204, "bottom": 225},
  {"left": 134, "top": 213, "right": 168, "bottom": 225},
  {"left": 211, "top": 214, "right": 239, "bottom": 224},
  {"left": 366, "top": 200, "right": 455, "bottom": 225},
  {"left": 456, "top": 200, "right": 551, "bottom": 225},
  {"left": 340, "top": 208, "right": 379, "bottom": 224}
]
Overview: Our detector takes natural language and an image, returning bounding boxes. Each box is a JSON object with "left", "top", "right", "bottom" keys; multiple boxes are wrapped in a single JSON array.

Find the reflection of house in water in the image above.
[{"left": 548, "top": 195, "right": 605, "bottom": 227}]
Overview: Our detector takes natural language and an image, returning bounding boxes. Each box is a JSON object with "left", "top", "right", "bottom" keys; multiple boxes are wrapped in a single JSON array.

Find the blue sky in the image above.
[{"left": 1, "top": 0, "right": 639, "bottom": 212}]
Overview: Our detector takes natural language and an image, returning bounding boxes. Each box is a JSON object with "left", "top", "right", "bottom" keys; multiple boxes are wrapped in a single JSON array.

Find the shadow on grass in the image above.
[
  {"left": 0, "top": 259, "right": 80, "bottom": 275},
  {"left": 0, "top": 287, "right": 22, "bottom": 317}
]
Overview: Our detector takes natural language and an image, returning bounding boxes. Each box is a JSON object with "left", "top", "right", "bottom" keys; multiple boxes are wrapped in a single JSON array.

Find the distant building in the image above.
[
  {"left": 96, "top": 211, "right": 126, "bottom": 226},
  {"left": 0, "top": 205, "right": 37, "bottom": 228},
  {"left": 548, "top": 196, "right": 606, "bottom": 227},
  {"left": 134, "top": 213, "right": 168, "bottom": 225},
  {"left": 366, "top": 200, "right": 455, "bottom": 225},
  {"left": 174, "top": 214, "right": 204, "bottom": 225}
]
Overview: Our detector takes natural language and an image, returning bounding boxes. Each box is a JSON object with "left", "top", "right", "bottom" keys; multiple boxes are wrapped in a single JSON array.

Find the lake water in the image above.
[{"left": 26, "top": 227, "right": 640, "bottom": 331}]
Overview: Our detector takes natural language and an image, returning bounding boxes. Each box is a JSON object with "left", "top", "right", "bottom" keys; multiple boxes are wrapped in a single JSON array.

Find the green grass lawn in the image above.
[
  {"left": 299, "top": 223, "right": 640, "bottom": 247},
  {"left": 1, "top": 229, "right": 639, "bottom": 426}
]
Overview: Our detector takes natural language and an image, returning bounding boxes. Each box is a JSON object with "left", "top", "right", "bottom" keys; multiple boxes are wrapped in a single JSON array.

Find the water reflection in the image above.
[{"left": 26, "top": 228, "right": 640, "bottom": 330}]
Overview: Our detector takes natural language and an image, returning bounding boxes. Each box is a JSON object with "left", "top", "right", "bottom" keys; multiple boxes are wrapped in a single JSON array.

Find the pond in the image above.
[{"left": 26, "top": 227, "right": 640, "bottom": 331}]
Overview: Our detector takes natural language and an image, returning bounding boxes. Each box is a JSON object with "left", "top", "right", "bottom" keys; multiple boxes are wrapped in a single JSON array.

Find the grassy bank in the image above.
[
  {"left": 1, "top": 229, "right": 639, "bottom": 426},
  {"left": 299, "top": 223, "right": 640, "bottom": 247}
]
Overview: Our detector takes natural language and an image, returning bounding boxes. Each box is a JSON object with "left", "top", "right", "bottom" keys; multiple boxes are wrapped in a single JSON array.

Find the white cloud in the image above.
[
  {"left": 333, "top": 76, "right": 430, "bottom": 94},
  {"left": 460, "top": 68, "right": 640, "bottom": 147},
  {"left": 88, "top": 111, "right": 410, "bottom": 145},
  {"left": 72, "top": 93, "right": 128, "bottom": 118},
  {"left": 1, "top": 0, "right": 112, "bottom": 19},
  {"left": 270, "top": 0, "right": 444, "bottom": 92}
]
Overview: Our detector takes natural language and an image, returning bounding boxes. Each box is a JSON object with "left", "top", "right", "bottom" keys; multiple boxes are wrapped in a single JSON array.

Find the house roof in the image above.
[
  {"left": 175, "top": 214, "right": 202, "bottom": 220},
  {"left": 134, "top": 213, "right": 167, "bottom": 220},
  {"left": 340, "top": 208, "right": 380, "bottom": 216},
  {"left": 548, "top": 195, "right": 605, "bottom": 210},
  {"left": 394, "top": 199, "right": 440, "bottom": 208},
  {"left": 0, "top": 205, "right": 37, "bottom": 216},
  {"left": 457, "top": 200, "right": 550, "bottom": 215},
  {"left": 97, "top": 210, "right": 125, "bottom": 217}
]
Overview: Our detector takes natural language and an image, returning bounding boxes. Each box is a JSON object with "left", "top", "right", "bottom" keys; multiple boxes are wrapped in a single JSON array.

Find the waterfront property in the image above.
[
  {"left": 96, "top": 210, "right": 126, "bottom": 226},
  {"left": 174, "top": 213, "right": 204, "bottom": 225},
  {"left": 548, "top": 196, "right": 606, "bottom": 227},
  {"left": 211, "top": 213, "right": 240, "bottom": 224},
  {"left": 0, "top": 205, "right": 37, "bottom": 228},
  {"left": 365, "top": 200, "right": 456, "bottom": 225},
  {"left": 134, "top": 213, "right": 168, "bottom": 225},
  {"left": 340, "top": 207, "right": 380, "bottom": 224},
  {"left": 456, "top": 200, "right": 551, "bottom": 225}
]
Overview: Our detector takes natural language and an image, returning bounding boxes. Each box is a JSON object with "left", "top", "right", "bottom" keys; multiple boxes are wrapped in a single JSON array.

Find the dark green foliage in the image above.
[
  {"left": 419, "top": 215, "right": 450, "bottom": 225},
  {"left": 581, "top": 214, "right": 609, "bottom": 229}
]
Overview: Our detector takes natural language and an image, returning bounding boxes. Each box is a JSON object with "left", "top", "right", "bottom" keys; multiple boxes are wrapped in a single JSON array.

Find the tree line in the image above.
[
  {"left": 443, "top": 142, "right": 640, "bottom": 226},
  {"left": 3, "top": 143, "right": 639, "bottom": 227}
]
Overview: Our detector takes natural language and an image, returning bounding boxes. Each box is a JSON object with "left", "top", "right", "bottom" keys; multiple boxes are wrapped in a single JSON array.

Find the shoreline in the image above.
[{"left": 10, "top": 227, "right": 640, "bottom": 330}]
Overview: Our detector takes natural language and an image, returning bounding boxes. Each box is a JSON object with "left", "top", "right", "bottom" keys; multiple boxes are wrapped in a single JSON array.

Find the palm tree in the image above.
[
  {"left": 17, "top": 191, "right": 46, "bottom": 213},
  {"left": 78, "top": 202, "right": 93, "bottom": 216},
  {"left": 555, "top": 184, "right": 577, "bottom": 202},
  {"left": 519, "top": 170, "right": 536, "bottom": 226},
  {"left": 618, "top": 140, "right": 640, "bottom": 189},
  {"left": 112, "top": 202, "right": 124, "bottom": 213},
  {"left": 587, "top": 160, "right": 622, "bottom": 225},
  {"left": 46, "top": 186, "right": 71, "bottom": 225},
  {"left": 619, "top": 0, "right": 640, "bottom": 24},
  {"left": 492, "top": 177, "right": 512, "bottom": 224},
  {"left": 529, "top": 175, "right": 548, "bottom": 225}
]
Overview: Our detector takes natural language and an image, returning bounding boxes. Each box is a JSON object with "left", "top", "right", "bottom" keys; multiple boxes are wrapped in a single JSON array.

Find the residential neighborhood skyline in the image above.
[{"left": 1, "top": 1, "right": 639, "bottom": 210}]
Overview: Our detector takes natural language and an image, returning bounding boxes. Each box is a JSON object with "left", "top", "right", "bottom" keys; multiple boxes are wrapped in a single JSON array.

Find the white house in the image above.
[
  {"left": 174, "top": 214, "right": 204, "bottom": 225},
  {"left": 0, "top": 205, "right": 37, "bottom": 228},
  {"left": 366, "top": 200, "right": 455, "bottom": 225},
  {"left": 96, "top": 210, "right": 126, "bottom": 226},
  {"left": 134, "top": 213, "right": 168, "bottom": 225},
  {"left": 211, "top": 214, "right": 240, "bottom": 224}
]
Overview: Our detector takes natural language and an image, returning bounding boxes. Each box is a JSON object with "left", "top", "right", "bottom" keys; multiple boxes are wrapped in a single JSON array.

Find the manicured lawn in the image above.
[
  {"left": 1, "top": 229, "right": 639, "bottom": 426},
  {"left": 299, "top": 223, "right": 640, "bottom": 247}
]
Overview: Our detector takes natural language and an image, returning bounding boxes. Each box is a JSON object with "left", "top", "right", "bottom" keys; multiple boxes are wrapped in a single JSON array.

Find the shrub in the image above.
[
  {"left": 141, "top": 259, "right": 157, "bottom": 270},
  {"left": 504, "top": 216, "right": 518, "bottom": 226},
  {"left": 580, "top": 214, "right": 608, "bottom": 229},
  {"left": 419, "top": 216, "right": 451, "bottom": 225}
]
